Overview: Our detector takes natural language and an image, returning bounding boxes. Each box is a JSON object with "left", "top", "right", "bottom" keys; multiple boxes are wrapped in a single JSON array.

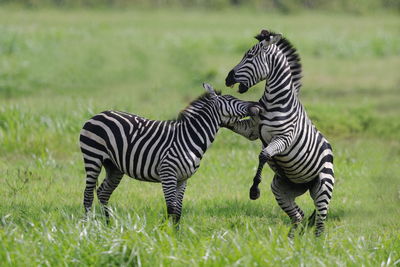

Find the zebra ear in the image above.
[
  {"left": 202, "top": 83, "right": 217, "bottom": 98},
  {"left": 271, "top": 33, "right": 282, "bottom": 44},
  {"left": 261, "top": 33, "right": 282, "bottom": 49}
]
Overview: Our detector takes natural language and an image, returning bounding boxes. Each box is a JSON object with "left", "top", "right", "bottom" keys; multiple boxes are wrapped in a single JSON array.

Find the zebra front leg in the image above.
[
  {"left": 174, "top": 180, "right": 187, "bottom": 224},
  {"left": 96, "top": 165, "right": 124, "bottom": 224},
  {"left": 249, "top": 151, "right": 268, "bottom": 200},
  {"left": 260, "top": 135, "right": 290, "bottom": 159},
  {"left": 309, "top": 168, "right": 335, "bottom": 237},
  {"left": 168, "top": 180, "right": 187, "bottom": 230},
  {"left": 160, "top": 171, "right": 179, "bottom": 225},
  {"left": 250, "top": 135, "right": 292, "bottom": 200}
]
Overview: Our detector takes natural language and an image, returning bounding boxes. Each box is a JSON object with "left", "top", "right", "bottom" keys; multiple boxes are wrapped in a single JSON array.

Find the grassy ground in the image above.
[{"left": 0, "top": 8, "right": 399, "bottom": 266}]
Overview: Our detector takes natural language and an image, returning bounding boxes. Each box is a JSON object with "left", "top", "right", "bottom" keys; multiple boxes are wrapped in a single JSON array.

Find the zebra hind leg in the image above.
[
  {"left": 307, "top": 209, "right": 316, "bottom": 228},
  {"left": 270, "top": 175, "right": 309, "bottom": 238},
  {"left": 309, "top": 169, "right": 335, "bottom": 237},
  {"left": 249, "top": 151, "right": 268, "bottom": 200},
  {"left": 298, "top": 209, "right": 316, "bottom": 236},
  {"left": 96, "top": 161, "right": 124, "bottom": 224},
  {"left": 83, "top": 158, "right": 102, "bottom": 217}
]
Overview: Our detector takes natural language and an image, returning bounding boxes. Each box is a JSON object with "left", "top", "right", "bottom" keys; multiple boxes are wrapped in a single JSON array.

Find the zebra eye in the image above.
[{"left": 247, "top": 53, "right": 254, "bottom": 58}]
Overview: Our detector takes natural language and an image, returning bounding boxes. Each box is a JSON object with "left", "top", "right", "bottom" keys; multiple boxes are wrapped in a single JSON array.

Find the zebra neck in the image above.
[
  {"left": 178, "top": 108, "right": 220, "bottom": 155},
  {"left": 262, "top": 55, "right": 296, "bottom": 110}
]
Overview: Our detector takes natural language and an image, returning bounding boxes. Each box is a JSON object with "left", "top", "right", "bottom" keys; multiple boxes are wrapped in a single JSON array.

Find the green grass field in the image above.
[{"left": 0, "top": 8, "right": 399, "bottom": 266}]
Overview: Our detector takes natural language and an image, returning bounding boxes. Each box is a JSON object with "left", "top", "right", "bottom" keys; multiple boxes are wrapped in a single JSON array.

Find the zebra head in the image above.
[
  {"left": 202, "top": 83, "right": 261, "bottom": 127},
  {"left": 225, "top": 29, "right": 282, "bottom": 94}
]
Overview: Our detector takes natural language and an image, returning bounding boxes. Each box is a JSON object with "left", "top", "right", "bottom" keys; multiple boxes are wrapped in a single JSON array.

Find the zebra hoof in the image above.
[
  {"left": 249, "top": 186, "right": 260, "bottom": 200},
  {"left": 315, "top": 227, "right": 324, "bottom": 237}
]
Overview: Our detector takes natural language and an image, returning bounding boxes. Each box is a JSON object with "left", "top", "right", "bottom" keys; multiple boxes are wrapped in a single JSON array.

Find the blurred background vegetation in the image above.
[{"left": 0, "top": 0, "right": 399, "bottom": 13}]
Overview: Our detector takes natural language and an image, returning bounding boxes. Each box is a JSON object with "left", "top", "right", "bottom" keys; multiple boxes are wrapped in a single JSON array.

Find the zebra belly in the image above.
[
  {"left": 103, "top": 150, "right": 161, "bottom": 183},
  {"left": 268, "top": 134, "right": 333, "bottom": 183},
  {"left": 126, "top": 169, "right": 161, "bottom": 183},
  {"left": 124, "top": 145, "right": 166, "bottom": 183},
  {"left": 168, "top": 149, "right": 202, "bottom": 181},
  {"left": 269, "top": 156, "right": 323, "bottom": 183}
]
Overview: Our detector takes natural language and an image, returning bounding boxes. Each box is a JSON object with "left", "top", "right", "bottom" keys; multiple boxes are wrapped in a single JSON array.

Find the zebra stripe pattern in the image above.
[
  {"left": 225, "top": 30, "right": 334, "bottom": 237},
  {"left": 80, "top": 83, "right": 260, "bottom": 223}
]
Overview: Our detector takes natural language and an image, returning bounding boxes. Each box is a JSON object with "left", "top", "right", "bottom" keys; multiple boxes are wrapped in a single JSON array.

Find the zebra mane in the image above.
[
  {"left": 255, "top": 32, "right": 303, "bottom": 95},
  {"left": 176, "top": 91, "right": 221, "bottom": 121}
]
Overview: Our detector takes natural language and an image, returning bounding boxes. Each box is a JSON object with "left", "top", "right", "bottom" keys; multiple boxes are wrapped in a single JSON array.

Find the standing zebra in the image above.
[
  {"left": 225, "top": 30, "right": 334, "bottom": 237},
  {"left": 80, "top": 83, "right": 260, "bottom": 224}
]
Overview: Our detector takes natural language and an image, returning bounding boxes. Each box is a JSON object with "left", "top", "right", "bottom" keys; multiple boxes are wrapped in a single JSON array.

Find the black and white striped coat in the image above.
[
  {"left": 80, "top": 83, "right": 260, "bottom": 223},
  {"left": 225, "top": 30, "right": 334, "bottom": 237}
]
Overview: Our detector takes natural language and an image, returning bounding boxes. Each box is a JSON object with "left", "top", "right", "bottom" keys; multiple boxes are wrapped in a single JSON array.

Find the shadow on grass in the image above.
[
  {"left": 185, "top": 199, "right": 276, "bottom": 219},
  {"left": 1, "top": 198, "right": 345, "bottom": 232}
]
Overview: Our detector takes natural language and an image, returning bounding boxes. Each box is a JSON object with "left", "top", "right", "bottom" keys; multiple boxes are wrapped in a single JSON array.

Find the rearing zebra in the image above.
[
  {"left": 79, "top": 83, "right": 260, "bottom": 224},
  {"left": 225, "top": 30, "right": 334, "bottom": 237}
]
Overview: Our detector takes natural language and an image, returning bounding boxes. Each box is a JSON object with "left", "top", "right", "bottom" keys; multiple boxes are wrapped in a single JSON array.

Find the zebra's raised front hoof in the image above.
[{"left": 249, "top": 186, "right": 260, "bottom": 200}]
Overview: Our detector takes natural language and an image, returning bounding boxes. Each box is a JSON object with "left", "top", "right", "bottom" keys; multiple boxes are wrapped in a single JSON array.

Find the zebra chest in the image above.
[
  {"left": 260, "top": 129, "right": 274, "bottom": 144},
  {"left": 259, "top": 123, "right": 285, "bottom": 144}
]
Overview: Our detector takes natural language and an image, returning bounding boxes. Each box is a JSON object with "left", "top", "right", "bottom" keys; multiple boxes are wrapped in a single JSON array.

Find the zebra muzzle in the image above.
[
  {"left": 238, "top": 83, "right": 249, "bottom": 94},
  {"left": 225, "top": 70, "right": 236, "bottom": 88}
]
